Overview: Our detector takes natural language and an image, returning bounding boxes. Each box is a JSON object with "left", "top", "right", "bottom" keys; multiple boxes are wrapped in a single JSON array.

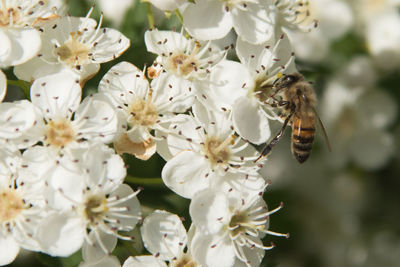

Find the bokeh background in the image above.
[{"left": 6, "top": 0, "right": 400, "bottom": 266}]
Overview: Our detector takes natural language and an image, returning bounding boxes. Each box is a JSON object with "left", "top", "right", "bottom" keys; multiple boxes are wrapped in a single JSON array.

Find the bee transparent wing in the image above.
[{"left": 311, "top": 106, "right": 332, "bottom": 152}]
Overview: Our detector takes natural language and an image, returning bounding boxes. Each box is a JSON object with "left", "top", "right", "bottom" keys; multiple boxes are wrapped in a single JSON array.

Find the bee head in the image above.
[{"left": 276, "top": 73, "right": 302, "bottom": 89}]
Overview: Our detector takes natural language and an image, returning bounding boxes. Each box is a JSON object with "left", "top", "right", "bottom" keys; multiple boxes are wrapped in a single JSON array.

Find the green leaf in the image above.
[{"left": 7, "top": 80, "right": 31, "bottom": 98}]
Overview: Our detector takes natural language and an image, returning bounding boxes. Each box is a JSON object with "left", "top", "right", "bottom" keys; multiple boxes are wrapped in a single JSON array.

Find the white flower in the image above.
[
  {"left": 365, "top": 10, "right": 400, "bottom": 69},
  {"left": 14, "top": 7, "right": 130, "bottom": 81},
  {"left": 189, "top": 187, "right": 287, "bottom": 267},
  {"left": 145, "top": 29, "right": 226, "bottom": 99},
  {"left": 181, "top": 0, "right": 273, "bottom": 44},
  {"left": 144, "top": 0, "right": 186, "bottom": 11},
  {"left": 24, "top": 71, "right": 118, "bottom": 157},
  {"left": 127, "top": 210, "right": 200, "bottom": 267},
  {"left": 161, "top": 101, "right": 265, "bottom": 199},
  {"left": 266, "top": 0, "right": 318, "bottom": 36},
  {"left": 285, "top": 0, "right": 353, "bottom": 62},
  {"left": 79, "top": 231, "right": 121, "bottom": 267},
  {"left": 321, "top": 79, "right": 397, "bottom": 170},
  {"left": 97, "top": 0, "right": 135, "bottom": 26},
  {"left": 0, "top": 0, "right": 61, "bottom": 67},
  {"left": 97, "top": 61, "right": 193, "bottom": 159},
  {"left": 207, "top": 34, "right": 295, "bottom": 144},
  {"left": 0, "top": 69, "right": 6, "bottom": 101},
  {"left": 0, "top": 147, "right": 47, "bottom": 265},
  {"left": 0, "top": 99, "right": 41, "bottom": 149},
  {"left": 30, "top": 143, "right": 142, "bottom": 257},
  {"left": 123, "top": 255, "right": 166, "bottom": 267}
]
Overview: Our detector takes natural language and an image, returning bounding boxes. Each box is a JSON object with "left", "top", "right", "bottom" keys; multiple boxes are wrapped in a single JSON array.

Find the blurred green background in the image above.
[{"left": 7, "top": 0, "right": 400, "bottom": 266}]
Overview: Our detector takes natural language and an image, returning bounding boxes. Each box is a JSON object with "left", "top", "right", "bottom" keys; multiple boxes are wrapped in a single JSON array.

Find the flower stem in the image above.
[
  {"left": 174, "top": 9, "right": 183, "bottom": 24},
  {"left": 146, "top": 3, "right": 155, "bottom": 29},
  {"left": 7, "top": 80, "right": 30, "bottom": 98},
  {"left": 125, "top": 175, "right": 164, "bottom": 186}
]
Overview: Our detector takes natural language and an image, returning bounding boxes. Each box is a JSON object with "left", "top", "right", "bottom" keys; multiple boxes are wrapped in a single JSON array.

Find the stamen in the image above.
[
  {"left": 214, "top": 134, "right": 235, "bottom": 154},
  {"left": 264, "top": 229, "right": 290, "bottom": 238}
]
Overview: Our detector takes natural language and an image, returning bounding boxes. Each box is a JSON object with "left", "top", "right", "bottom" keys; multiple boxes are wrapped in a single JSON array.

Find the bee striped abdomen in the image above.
[{"left": 291, "top": 116, "right": 315, "bottom": 163}]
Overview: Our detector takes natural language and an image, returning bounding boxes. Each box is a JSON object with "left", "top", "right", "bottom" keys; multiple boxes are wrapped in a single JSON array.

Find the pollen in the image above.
[
  {"left": 84, "top": 195, "right": 108, "bottom": 224},
  {"left": 204, "top": 135, "right": 234, "bottom": 166},
  {"left": 0, "top": 190, "right": 24, "bottom": 223},
  {"left": 0, "top": 8, "right": 20, "bottom": 27},
  {"left": 55, "top": 31, "right": 90, "bottom": 67},
  {"left": 45, "top": 119, "right": 75, "bottom": 147},
  {"left": 127, "top": 90, "right": 158, "bottom": 127},
  {"left": 254, "top": 77, "right": 274, "bottom": 102},
  {"left": 173, "top": 256, "right": 198, "bottom": 267},
  {"left": 167, "top": 52, "right": 198, "bottom": 77}
]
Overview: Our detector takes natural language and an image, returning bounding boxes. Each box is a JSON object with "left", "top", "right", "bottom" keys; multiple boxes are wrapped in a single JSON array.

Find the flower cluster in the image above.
[{"left": 0, "top": 0, "right": 342, "bottom": 266}]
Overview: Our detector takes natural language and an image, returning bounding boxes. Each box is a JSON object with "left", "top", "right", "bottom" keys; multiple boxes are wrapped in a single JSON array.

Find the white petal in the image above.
[
  {"left": 145, "top": 29, "right": 190, "bottom": 55},
  {"left": 209, "top": 60, "right": 251, "bottom": 109},
  {"left": 92, "top": 28, "right": 130, "bottom": 62},
  {"left": 0, "top": 70, "right": 6, "bottom": 102},
  {"left": 0, "top": 28, "right": 41, "bottom": 66},
  {"left": 80, "top": 63, "right": 101, "bottom": 82},
  {"left": 189, "top": 190, "right": 230, "bottom": 234},
  {"left": 235, "top": 236, "right": 265, "bottom": 267},
  {"left": 80, "top": 255, "right": 121, "bottom": 267},
  {"left": 190, "top": 229, "right": 235, "bottom": 267},
  {"left": 141, "top": 210, "right": 187, "bottom": 261},
  {"left": 350, "top": 130, "right": 394, "bottom": 170},
  {"left": 151, "top": 73, "right": 194, "bottom": 113},
  {"left": 73, "top": 96, "right": 118, "bottom": 143},
  {"left": 213, "top": 172, "right": 266, "bottom": 197},
  {"left": 366, "top": 11, "right": 400, "bottom": 69},
  {"left": 0, "top": 235, "right": 20, "bottom": 266},
  {"left": 155, "top": 130, "right": 173, "bottom": 161},
  {"left": 70, "top": 143, "right": 126, "bottom": 189},
  {"left": 315, "top": 0, "right": 353, "bottom": 40},
  {"left": 356, "top": 90, "right": 397, "bottom": 129},
  {"left": 97, "top": 0, "right": 135, "bottom": 26},
  {"left": 82, "top": 231, "right": 118, "bottom": 262},
  {"left": 192, "top": 100, "right": 232, "bottom": 138},
  {"left": 123, "top": 256, "right": 166, "bottom": 267},
  {"left": 148, "top": 0, "right": 184, "bottom": 11},
  {"left": 182, "top": 1, "right": 233, "bottom": 41},
  {"left": 232, "top": 3, "right": 273, "bottom": 44},
  {"left": 166, "top": 114, "right": 203, "bottom": 156},
  {"left": 236, "top": 34, "right": 293, "bottom": 72},
  {"left": 13, "top": 56, "right": 67, "bottom": 82},
  {"left": 45, "top": 163, "right": 87, "bottom": 210},
  {"left": 31, "top": 72, "right": 81, "bottom": 119},
  {"left": 36, "top": 213, "right": 85, "bottom": 257},
  {"left": 0, "top": 31, "right": 11, "bottom": 65},
  {"left": 0, "top": 100, "right": 41, "bottom": 148},
  {"left": 99, "top": 61, "right": 149, "bottom": 106},
  {"left": 161, "top": 150, "right": 210, "bottom": 199},
  {"left": 232, "top": 96, "right": 270, "bottom": 144},
  {"left": 288, "top": 29, "right": 329, "bottom": 63},
  {"left": 108, "top": 184, "right": 141, "bottom": 228}
]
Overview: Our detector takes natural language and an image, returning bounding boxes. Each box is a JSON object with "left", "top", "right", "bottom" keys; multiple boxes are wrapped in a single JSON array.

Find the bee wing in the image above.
[{"left": 311, "top": 106, "right": 332, "bottom": 152}]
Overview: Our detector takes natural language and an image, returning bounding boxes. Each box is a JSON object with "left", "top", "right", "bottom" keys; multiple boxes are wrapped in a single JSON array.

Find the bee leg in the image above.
[
  {"left": 254, "top": 112, "right": 293, "bottom": 162},
  {"left": 267, "top": 100, "right": 289, "bottom": 108}
]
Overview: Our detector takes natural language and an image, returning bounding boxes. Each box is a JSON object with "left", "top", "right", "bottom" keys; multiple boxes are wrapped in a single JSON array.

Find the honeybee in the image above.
[{"left": 255, "top": 73, "right": 331, "bottom": 163}]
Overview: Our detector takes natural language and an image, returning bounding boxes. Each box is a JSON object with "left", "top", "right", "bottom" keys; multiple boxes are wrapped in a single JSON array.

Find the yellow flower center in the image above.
[
  {"left": 128, "top": 90, "right": 158, "bottom": 127},
  {"left": 55, "top": 31, "right": 90, "bottom": 67},
  {"left": 84, "top": 195, "right": 108, "bottom": 224},
  {"left": 46, "top": 119, "right": 75, "bottom": 147},
  {"left": 167, "top": 52, "right": 198, "bottom": 77},
  {"left": 204, "top": 135, "right": 234, "bottom": 166},
  {"left": 171, "top": 256, "right": 198, "bottom": 267},
  {"left": 0, "top": 8, "right": 20, "bottom": 27},
  {"left": 0, "top": 190, "right": 24, "bottom": 223}
]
